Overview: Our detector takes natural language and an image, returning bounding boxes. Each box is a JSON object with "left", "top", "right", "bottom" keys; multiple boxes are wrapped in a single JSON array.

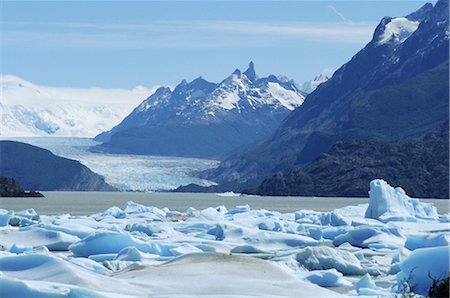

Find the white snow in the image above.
[
  {"left": 0, "top": 75, "right": 157, "bottom": 137},
  {"left": 1, "top": 180, "right": 448, "bottom": 297},
  {"left": 378, "top": 17, "right": 420, "bottom": 45},
  {"left": 205, "top": 70, "right": 304, "bottom": 113},
  {"left": 267, "top": 82, "right": 305, "bottom": 110}
]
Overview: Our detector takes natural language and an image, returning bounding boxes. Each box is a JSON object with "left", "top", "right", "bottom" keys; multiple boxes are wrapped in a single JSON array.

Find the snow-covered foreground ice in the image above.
[{"left": 1, "top": 180, "right": 449, "bottom": 297}]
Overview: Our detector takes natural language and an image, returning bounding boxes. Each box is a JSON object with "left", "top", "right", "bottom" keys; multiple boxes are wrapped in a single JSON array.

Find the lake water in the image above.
[{"left": 1, "top": 192, "right": 448, "bottom": 215}]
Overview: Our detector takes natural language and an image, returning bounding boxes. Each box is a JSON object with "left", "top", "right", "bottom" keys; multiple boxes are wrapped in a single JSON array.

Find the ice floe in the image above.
[{"left": 0, "top": 180, "right": 448, "bottom": 297}]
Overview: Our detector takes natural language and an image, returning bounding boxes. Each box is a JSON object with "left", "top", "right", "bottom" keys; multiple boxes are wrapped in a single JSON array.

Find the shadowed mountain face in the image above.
[
  {"left": 0, "top": 141, "right": 116, "bottom": 191},
  {"left": 251, "top": 123, "right": 449, "bottom": 199},
  {"left": 92, "top": 62, "right": 306, "bottom": 159},
  {"left": 203, "top": 0, "right": 449, "bottom": 190}
]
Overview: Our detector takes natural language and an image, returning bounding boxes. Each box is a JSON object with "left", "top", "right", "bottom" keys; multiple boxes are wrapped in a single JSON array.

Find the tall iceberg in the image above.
[{"left": 365, "top": 179, "right": 439, "bottom": 222}]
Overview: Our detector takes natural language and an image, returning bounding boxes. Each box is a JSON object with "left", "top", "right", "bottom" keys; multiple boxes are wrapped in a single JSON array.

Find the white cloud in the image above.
[{"left": 2, "top": 20, "right": 376, "bottom": 49}]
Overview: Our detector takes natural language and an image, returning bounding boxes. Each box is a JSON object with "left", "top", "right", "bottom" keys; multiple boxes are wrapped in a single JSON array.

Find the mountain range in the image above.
[
  {"left": 190, "top": 0, "right": 449, "bottom": 198},
  {"left": 93, "top": 62, "right": 308, "bottom": 159},
  {"left": 0, "top": 75, "right": 155, "bottom": 137}
]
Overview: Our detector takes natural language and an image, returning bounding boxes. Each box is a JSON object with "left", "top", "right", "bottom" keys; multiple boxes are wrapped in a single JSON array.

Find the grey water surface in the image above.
[{"left": 1, "top": 192, "right": 448, "bottom": 215}]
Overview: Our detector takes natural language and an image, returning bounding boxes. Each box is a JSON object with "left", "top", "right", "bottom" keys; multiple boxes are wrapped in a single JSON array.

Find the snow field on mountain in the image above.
[
  {"left": 0, "top": 179, "right": 448, "bottom": 297},
  {"left": 0, "top": 75, "right": 156, "bottom": 137}
]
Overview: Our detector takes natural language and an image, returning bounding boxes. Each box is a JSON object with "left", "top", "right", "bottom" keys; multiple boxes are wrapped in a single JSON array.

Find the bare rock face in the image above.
[{"left": 0, "top": 141, "right": 116, "bottom": 191}]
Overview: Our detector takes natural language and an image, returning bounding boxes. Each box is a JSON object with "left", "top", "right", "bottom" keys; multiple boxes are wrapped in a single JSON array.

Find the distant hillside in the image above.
[
  {"left": 250, "top": 123, "right": 449, "bottom": 199},
  {"left": 0, "top": 176, "right": 43, "bottom": 197},
  {"left": 0, "top": 141, "right": 116, "bottom": 191}
]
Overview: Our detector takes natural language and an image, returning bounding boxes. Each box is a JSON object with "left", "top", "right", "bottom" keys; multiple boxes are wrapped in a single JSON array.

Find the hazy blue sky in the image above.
[{"left": 2, "top": 1, "right": 430, "bottom": 88}]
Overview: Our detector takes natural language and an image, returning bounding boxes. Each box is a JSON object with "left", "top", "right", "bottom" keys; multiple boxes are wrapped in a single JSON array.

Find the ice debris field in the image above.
[{"left": 1, "top": 179, "right": 449, "bottom": 297}]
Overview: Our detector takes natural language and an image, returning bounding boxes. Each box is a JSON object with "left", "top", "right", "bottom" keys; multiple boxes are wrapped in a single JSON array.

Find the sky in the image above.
[{"left": 1, "top": 1, "right": 431, "bottom": 89}]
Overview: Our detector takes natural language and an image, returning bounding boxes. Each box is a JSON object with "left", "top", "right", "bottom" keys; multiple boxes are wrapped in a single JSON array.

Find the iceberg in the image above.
[
  {"left": 304, "top": 269, "right": 352, "bottom": 287},
  {"left": 365, "top": 179, "right": 439, "bottom": 222},
  {"left": 295, "top": 246, "right": 365, "bottom": 275}
]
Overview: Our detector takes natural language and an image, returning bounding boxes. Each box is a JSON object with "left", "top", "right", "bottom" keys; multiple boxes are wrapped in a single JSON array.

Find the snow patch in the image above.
[{"left": 378, "top": 17, "right": 419, "bottom": 45}]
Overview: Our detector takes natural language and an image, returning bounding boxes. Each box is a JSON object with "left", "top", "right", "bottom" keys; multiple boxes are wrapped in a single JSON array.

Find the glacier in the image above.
[{"left": 1, "top": 137, "right": 218, "bottom": 191}]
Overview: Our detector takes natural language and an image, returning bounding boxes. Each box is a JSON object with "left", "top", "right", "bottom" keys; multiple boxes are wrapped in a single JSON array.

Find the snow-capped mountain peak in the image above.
[
  {"left": 94, "top": 62, "right": 306, "bottom": 157},
  {"left": 299, "top": 73, "right": 330, "bottom": 94},
  {"left": 377, "top": 17, "right": 420, "bottom": 45}
]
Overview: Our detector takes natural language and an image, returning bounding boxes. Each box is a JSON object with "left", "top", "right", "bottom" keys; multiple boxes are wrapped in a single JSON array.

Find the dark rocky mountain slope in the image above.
[
  {"left": 251, "top": 123, "right": 449, "bottom": 199},
  {"left": 0, "top": 141, "right": 116, "bottom": 191}
]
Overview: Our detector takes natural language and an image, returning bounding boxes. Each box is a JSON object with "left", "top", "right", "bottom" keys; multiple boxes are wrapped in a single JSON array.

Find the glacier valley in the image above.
[{"left": 2, "top": 137, "right": 218, "bottom": 191}]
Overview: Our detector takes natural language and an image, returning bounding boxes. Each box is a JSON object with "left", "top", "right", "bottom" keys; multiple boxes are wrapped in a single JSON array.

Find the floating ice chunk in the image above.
[
  {"left": 258, "top": 220, "right": 283, "bottom": 232},
  {"left": 207, "top": 224, "right": 225, "bottom": 240},
  {"left": 185, "top": 207, "right": 200, "bottom": 217},
  {"left": 0, "top": 209, "right": 14, "bottom": 226},
  {"left": 2, "top": 227, "right": 79, "bottom": 251},
  {"left": 225, "top": 204, "right": 250, "bottom": 215},
  {"left": 69, "top": 230, "right": 181, "bottom": 257},
  {"left": 16, "top": 209, "right": 39, "bottom": 221},
  {"left": 199, "top": 206, "right": 227, "bottom": 220},
  {"left": 38, "top": 223, "right": 96, "bottom": 239},
  {"left": 295, "top": 246, "right": 365, "bottom": 275},
  {"left": 124, "top": 201, "right": 166, "bottom": 217},
  {"left": 405, "top": 233, "right": 450, "bottom": 250},
  {"left": 125, "top": 223, "right": 155, "bottom": 236},
  {"left": 230, "top": 245, "right": 265, "bottom": 254},
  {"left": 322, "top": 226, "right": 352, "bottom": 240},
  {"left": 305, "top": 269, "right": 352, "bottom": 287},
  {"left": 389, "top": 247, "right": 411, "bottom": 275},
  {"left": 97, "top": 206, "right": 126, "bottom": 219},
  {"left": 69, "top": 231, "right": 147, "bottom": 257},
  {"left": 216, "top": 191, "right": 241, "bottom": 197},
  {"left": 355, "top": 273, "right": 377, "bottom": 293},
  {"left": 333, "top": 225, "right": 405, "bottom": 250},
  {"left": 9, "top": 244, "right": 50, "bottom": 255},
  {"left": 396, "top": 246, "right": 450, "bottom": 295},
  {"left": 365, "top": 179, "right": 438, "bottom": 222},
  {"left": 115, "top": 247, "right": 142, "bottom": 262},
  {"left": 295, "top": 210, "right": 351, "bottom": 226}
]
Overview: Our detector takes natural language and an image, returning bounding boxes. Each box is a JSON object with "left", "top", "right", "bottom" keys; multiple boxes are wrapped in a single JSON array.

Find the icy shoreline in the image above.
[{"left": 1, "top": 180, "right": 449, "bottom": 297}]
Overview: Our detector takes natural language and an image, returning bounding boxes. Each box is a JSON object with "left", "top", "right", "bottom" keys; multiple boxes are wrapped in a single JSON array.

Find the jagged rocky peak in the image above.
[{"left": 243, "top": 61, "right": 257, "bottom": 82}]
